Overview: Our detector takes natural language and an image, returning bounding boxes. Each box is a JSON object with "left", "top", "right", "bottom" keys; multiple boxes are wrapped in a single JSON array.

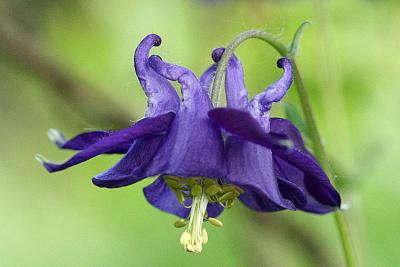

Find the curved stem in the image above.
[
  {"left": 210, "top": 30, "right": 288, "bottom": 106},
  {"left": 210, "top": 29, "right": 357, "bottom": 267}
]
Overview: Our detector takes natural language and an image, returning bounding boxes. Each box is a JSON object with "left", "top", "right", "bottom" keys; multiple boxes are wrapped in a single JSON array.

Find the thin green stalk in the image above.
[
  {"left": 211, "top": 30, "right": 288, "bottom": 106},
  {"left": 210, "top": 28, "right": 357, "bottom": 267}
]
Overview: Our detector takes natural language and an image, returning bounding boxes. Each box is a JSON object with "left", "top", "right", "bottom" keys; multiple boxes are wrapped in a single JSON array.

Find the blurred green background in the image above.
[{"left": 1, "top": 0, "right": 399, "bottom": 266}]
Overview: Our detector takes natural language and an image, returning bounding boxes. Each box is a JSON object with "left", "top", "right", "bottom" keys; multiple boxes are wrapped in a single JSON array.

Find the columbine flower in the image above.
[
  {"left": 37, "top": 34, "right": 340, "bottom": 254},
  {"left": 208, "top": 48, "right": 341, "bottom": 214},
  {"left": 37, "top": 34, "right": 241, "bottom": 253}
]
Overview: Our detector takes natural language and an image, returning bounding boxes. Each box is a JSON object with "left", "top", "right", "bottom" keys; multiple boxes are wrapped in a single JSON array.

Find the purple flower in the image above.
[
  {"left": 208, "top": 48, "right": 341, "bottom": 214},
  {"left": 37, "top": 34, "right": 340, "bottom": 254},
  {"left": 37, "top": 34, "right": 232, "bottom": 253}
]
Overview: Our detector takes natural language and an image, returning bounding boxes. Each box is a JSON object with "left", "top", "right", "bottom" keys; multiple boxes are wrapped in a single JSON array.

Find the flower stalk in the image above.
[{"left": 210, "top": 24, "right": 357, "bottom": 267}]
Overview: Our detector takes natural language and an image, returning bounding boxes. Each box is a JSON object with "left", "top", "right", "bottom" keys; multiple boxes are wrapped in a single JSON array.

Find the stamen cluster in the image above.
[{"left": 163, "top": 176, "right": 243, "bottom": 253}]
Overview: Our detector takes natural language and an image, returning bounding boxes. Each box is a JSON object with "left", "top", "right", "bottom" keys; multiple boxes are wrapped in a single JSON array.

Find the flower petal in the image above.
[
  {"left": 272, "top": 149, "right": 341, "bottom": 207},
  {"left": 92, "top": 135, "right": 165, "bottom": 188},
  {"left": 208, "top": 108, "right": 289, "bottom": 150},
  {"left": 270, "top": 118, "right": 306, "bottom": 151},
  {"left": 47, "top": 129, "right": 130, "bottom": 154},
  {"left": 211, "top": 48, "right": 249, "bottom": 110},
  {"left": 225, "top": 136, "right": 296, "bottom": 212},
  {"left": 134, "top": 34, "right": 180, "bottom": 116},
  {"left": 146, "top": 56, "right": 226, "bottom": 179},
  {"left": 143, "top": 177, "right": 190, "bottom": 218},
  {"left": 38, "top": 112, "right": 175, "bottom": 173},
  {"left": 250, "top": 58, "right": 293, "bottom": 111},
  {"left": 269, "top": 118, "right": 341, "bottom": 207},
  {"left": 143, "top": 177, "right": 224, "bottom": 218},
  {"left": 274, "top": 156, "right": 338, "bottom": 213}
]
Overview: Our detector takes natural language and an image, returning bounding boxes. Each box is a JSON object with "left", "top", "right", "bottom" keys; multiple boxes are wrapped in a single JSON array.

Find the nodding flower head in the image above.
[{"left": 37, "top": 35, "right": 340, "bottom": 254}]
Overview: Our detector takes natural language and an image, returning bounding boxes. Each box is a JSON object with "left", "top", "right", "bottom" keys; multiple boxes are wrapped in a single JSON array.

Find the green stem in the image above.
[
  {"left": 210, "top": 29, "right": 357, "bottom": 267},
  {"left": 211, "top": 30, "right": 288, "bottom": 105}
]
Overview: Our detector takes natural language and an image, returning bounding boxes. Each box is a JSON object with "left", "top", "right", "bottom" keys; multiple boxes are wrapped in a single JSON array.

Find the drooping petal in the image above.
[
  {"left": 208, "top": 108, "right": 289, "bottom": 150},
  {"left": 134, "top": 34, "right": 180, "bottom": 116},
  {"left": 225, "top": 136, "right": 296, "bottom": 211},
  {"left": 38, "top": 113, "right": 175, "bottom": 173},
  {"left": 274, "top": 156, "right": 338, "bottom": 213},
  {"left": 47, "top": 128, "right": 131, "bottom": 154},
  {"left": 270, "top": 118, "right": 341, "bottom": 208},
  {"left": 146, "top": 56, "right": 226, "bottom": 179},
  {"left": 143, "top": 177, "right": 224, "bottom": 218},
  {"left": 211, "top": 48, "right": 249, "bottom": 110},
  {"left": 272, "top": 147, "right": 341, "bottom": 207}
]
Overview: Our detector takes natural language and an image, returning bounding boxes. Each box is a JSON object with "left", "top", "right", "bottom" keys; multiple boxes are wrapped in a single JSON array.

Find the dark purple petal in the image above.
[
  {"left": 143, "top": 177, "right": 190, "bottom": 218},
  {"left": 211, "top": 48, "right": 249, "bottom": 110},
  {"left": 37, "top": 112, "right": 175, "bottom": 173},
  {"left": 274, "top": 156, "right": 338, "bottom": 213},
  {"left": 134, "top": 34, "right": 180, "bottom": 116},
  {"left": 277, "top": 177, "right": 307, "bottom": 209},
  {"left": 47, "top": 129, "right": 131, "bottom": 154},
  {"left": 269, "top": 118, "right": 341, "bottom": 207},
  {"left": 208, "top": 108, "right": 289, "bottom": 150},
  {"left": 250, "top": 58, "right": 293, "bottom": 111},
  {"left": 270, "top": 118, "right": 306, "bottom": 151},
  {"left": 92, "top": 135, "right": 165, "bottom": 188},
  {"left": 146, "top": 56, "right": 226, "bottom": 179},
  {"left": 148, "top": 55, "right": 205, "bottom": 101},
  {"left": 143, "top": 177, "right": 224, "bottom": 218},
  {"left": 272, "top": 149, "right": 341, "bottom": 207},
  {"left": 225, "top": 136, "right": 295, "bottom": 212}
]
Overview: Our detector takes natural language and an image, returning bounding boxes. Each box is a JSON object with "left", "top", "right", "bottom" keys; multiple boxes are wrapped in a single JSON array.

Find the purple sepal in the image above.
[
  {"left": 38, "top": 112, "right": 175, "bottom": 173},
  {"left": 92, "top": 135, "right": 165, "bottom": 188},
  {"left": 48, "top": 129, "right": 131, "bottom": 154},
  {"left": 270, "top": 118, "right": 341, "bottom": 208},
  {"left": 208, "top": 108, "right": 290, "bottom": 150}
]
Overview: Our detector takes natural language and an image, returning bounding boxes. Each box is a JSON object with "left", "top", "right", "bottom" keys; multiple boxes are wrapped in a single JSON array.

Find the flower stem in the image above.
[{"left": 211, "top": 28, "right": 357, "bottom": 267}]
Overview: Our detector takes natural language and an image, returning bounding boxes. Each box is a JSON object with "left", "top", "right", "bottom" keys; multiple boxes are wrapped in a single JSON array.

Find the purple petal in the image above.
[
  {"left": 250, "top": 58, "right": 293, "bottom": 110},
  {"left": 134, "top": 34, "right": 180, "bottom": 116},
  {"left": 199, "top": 65, "right": 216, "bottom": 93},
  {"left": 143, "top": 177, "right": 224, "bottom": 218},
  {"left": 211, "top": 48, "right": 249, "bottom": 110},
  {"left": 274, "top": 156, "right": 338, "bottom": 213},
  {"left": 270, "top": 118, "right": 305, "bottom": 151},
  {"left": 272, "top": 149, "right": 341, "bottom": 207},
  {"left": 38, "top": 112, "right": 175, "bottom": 173},
  {"left": 269, "top": 118, "right": 341, "bottom": 207},
  {"left": 208, "top": 108, "right": 289, "bottom": 150},
  {"left": 277, "top": 177, "right": 307, "bottom": 209},
  {"left": 146, "top": 56, "right": 226, "bottom": 179},
  {"left": 47, "top": 129, "right": 130, "bottom": 154},
  {"left": 143, "top": 177, "right": 190, "bottom": 218},
  {"left": 148, "top": 55, "right": 205, "bottom": 101},
  {"left": 92, "top": 135, "right": 165, "bottom": 188},
  {"left": 225, "top": 136, "right": 295, "bottom": 211}
]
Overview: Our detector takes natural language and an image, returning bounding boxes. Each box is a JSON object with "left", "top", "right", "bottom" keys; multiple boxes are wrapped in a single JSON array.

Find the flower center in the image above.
[{"left": 163, "top": 176, "right": 243, "bottom": 253}]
